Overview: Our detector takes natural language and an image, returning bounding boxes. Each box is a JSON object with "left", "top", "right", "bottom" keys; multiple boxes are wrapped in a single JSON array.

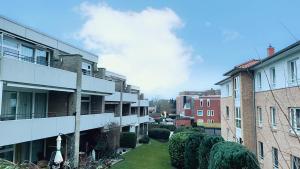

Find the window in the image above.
[
  {"left": 3, "top": 36, "right": 19, "bottom": 58},
  {"left": 36, "top": 49, "right": 48, "bottom": 65},
  {"left": 257, "top": 106, "right": 263, "bottom": 127},
  {"left": 235, "top": 107, "right": 241, "bottom": 128},
  {"left": 200, "top": 99, "right": 203, "bottom": 107},
  {"left": 197, "top": 110, "right": 203, "bottom": 116},
  {"left": 288, "top": 60, "right": 298, "bottom": 83},
  {"left": 82, "top": 62, "right": 92, "bottom": 76},
  {"left": 226, "top": 106, "right": 230, "bottom": 119},
  {"left": 211, "top": 110, "right": 214, "bottom": 116},
  {"left": 1, "top": 91, "right": 17, "bottom": 121},
  {"left": 272, "top": 147, "right": 279, "bottom": 169},
  {"left": 271, "top": 107, "right": 276, "bottom": 128},
  {"left": 207, "top": 99, "right": 210, "bottom": 107},
  {"left": 211, "top": 119, "right": 214, "bottom": 123},
  {"left": 289, "top": 108, "right": 300, "bottom": 133},
  {"left": 291, "top": 155, "right": 300, "bottom": 169},
  {"left": 81, "top": 96, "right": 91, "bottom": 115},
  {"left": 258, "top": 141, "right": 264, "bottom": 159},
  {"left": 256, "top": 72, "right": 262, "bottom": 89},
  {"left": 226, "top": 84, "right": 230, "bottom": 96},
  {"left": 270, "top": 67, "right": 276, "bottom": 86},
  {"left": 234, "top": 76, "right": 240, "bottom": 98},
  {"left": 207, "top": 110, "right": 211, "bottom": 116},
  {"left": 21, "top": 45, "right": 34, "bottom": 62}
]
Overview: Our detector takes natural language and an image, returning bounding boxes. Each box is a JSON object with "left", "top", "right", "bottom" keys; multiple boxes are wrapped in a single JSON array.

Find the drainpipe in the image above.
[{"left": 251, "top": 71, "right": 258, "bottom": 155}]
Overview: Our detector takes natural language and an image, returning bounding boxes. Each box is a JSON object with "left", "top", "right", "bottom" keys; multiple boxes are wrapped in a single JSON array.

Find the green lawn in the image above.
[{"left": 112, "top": 139, "right": 172, "bottom": 169}]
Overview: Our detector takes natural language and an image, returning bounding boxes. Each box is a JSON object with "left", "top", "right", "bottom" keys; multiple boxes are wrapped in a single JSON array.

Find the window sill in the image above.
[
  {"left": 271, "top": 127, "right": 277, "bottom": 132},
  {"left": 289, "top": 130, "right": 300, "bottom": 137},
  {"left": 258, "top": 125, "right": 263, "bottom": 129}
]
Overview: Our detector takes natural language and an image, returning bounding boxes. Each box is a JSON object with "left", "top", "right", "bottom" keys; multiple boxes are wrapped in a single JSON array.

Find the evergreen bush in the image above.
[
  {"left": 198, "top": 135, "right": 224, "bottom": 169},
  {"left": 138, "top": 135, "right": 150, "bottom": 144},
  {"left": 184, "top": 132, "right": 206, "bottom": 169},
  {"left": 119, "top": 132, "right": 137, "bottom": 148},
  {"left": 168, "top": 132, "right": 194, "bottom": 168},
  {"left": 149, "top": 123, "right": 176, "bottom": 131},
  {"left": 174, "top": 126, "right": 203, "bottom": 134},
  {"left": 208, "top": 141, "right": 260, "bottom": 169}
]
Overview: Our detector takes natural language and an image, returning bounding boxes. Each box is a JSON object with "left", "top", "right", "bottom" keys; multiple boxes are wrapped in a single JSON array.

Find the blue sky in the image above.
[{"left": 1, "top": 0, "right": 300, "bottom": 98}]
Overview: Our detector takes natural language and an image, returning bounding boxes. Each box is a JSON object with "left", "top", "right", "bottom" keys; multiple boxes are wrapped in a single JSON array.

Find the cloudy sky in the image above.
[{"left": 1, "top": 0, "right": 300, "bottom": 98}]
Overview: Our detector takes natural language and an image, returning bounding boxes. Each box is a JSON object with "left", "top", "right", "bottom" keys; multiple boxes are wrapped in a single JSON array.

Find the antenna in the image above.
[{"left": 280, "top": 21, "right": 298, "bottom": 41}]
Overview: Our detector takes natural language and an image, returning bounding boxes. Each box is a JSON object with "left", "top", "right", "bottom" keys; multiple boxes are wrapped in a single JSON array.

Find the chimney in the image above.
[{"left": 267, "top": 44, "right": 275, "bottom": 57}]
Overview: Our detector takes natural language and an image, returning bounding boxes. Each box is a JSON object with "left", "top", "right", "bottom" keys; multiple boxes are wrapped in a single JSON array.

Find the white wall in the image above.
[
  {"left": 0, "top": 116, "right": 75, "bottom": 146},
  {"left": 121, "top": 115, "right": 138, "bottom": 126},
  {"left": 0, "top": 57, "right": 76, "bottom": 89},
  {"left": 254, "top": 51, "right": 300, "bottom": 92},
  {"left": 105, "top": 92, "right": 138, "bottom": 103},
  {"left": 80, "top": 113, "right": 117, "bottom": 131},
  {"left": 220, "top": 81, "right": 232, "bottom": 98},
  {"left": 82, "top": 75, "right": 115, "bottom": 94}
]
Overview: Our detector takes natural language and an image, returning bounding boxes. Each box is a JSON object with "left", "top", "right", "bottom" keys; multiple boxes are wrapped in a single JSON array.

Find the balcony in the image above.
[
  {"left": 139, "top": 115, "right": 149, "bottom": 124},
  {"left": 121, "top": 114, "right": 138, "bottom": 126},
  {"left": 105, "top": 92, "right": 138, "bottom": 102},
  {"left": 82, "top": 75, "right": 115, "bottom": 95},
  {"left": 131, "top": 99, "right": 149, "bottom": 107},
  {"left": 0, "top": 56, "right": 76, "bottom": 90},
  {"left": 80, "top": 113, "right": 117, "bottom": 131},
  {"left": 0, "top": 116, "right": 75, "bottom": 146}
]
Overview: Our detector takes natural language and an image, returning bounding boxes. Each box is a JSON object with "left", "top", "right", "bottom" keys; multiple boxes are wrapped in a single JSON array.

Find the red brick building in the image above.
[{"left": 193, "top": 95, "right": 221, "bottom": 126}]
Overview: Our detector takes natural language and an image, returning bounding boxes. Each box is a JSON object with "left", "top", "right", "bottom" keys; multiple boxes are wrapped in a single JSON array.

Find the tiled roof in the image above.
[{"left": 236, "top": 59, "right": 260, "bottom": 69}]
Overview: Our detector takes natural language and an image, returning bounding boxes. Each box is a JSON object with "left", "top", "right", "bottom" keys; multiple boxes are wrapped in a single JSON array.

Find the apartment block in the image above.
[
  {"left": 0, "top": 16, "right": 149, "bottom": 167},
  {"left": 217, "top": 44, "right": 300, "bottom": 169}
]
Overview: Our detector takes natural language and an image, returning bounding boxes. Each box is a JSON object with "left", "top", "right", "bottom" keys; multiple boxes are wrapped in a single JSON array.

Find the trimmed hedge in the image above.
[
  {"left": 184, "top": 132, "right": 206, "bottom": 169},
  {"left": 198, "top": 135, "right": 224, "bottom": 169},
  {"left": 174, "top": 126, "right": 203, "bottom": 134},
  {"left": 138, "top": 135, "right": 150, "bottom": 144},
  {"left": 208, "top": 141, "right": 260, "bottom": 169},
  {"left": 120, "top": 132, "right": 137, "bottom": 148},
  {"left": 148, "top": 128, "right": 170, "bottom": 140},
  {"left": 149, "top": 123, "right": 176, "bottom": 131},
  {"left": 168, "top": 132, "right": 194, "bottom": 168}
]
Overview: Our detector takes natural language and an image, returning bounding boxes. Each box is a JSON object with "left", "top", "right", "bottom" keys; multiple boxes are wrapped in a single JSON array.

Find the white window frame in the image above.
[
  {"left": 270, "top": 67, "right": 276, "bottom": 87},
  {"left": 235, "top": 107, "right": 241, "bottom": 129},
  {"left": 272, "top": 147, "right": 279, "bottom": 169},
  {"left": 256, "top": 72, "right": 262, "bottom": 89},
  {"left": 289, "top": 108, "right": 300, "bottom": 134},
  {"left": 288, "top": 59, "right": 298, "bottom": 84},
  {"left": 82, "top": 62, "right": 93, "bottom": 76},
  {"left": 234, "top": 76, "right": 240, "bottom": 98},
  {"left": 207, "top": 99, "right": 210, "bottom": 107},
  {"left": 271, "top": 107, "right": 277, "bottom": 129},
  {"left": 226, "top": 84, "right": 230, "bottom": 96},
  {"left": 291, "top": 155, "right": 300, "bottom": 169},
  {"left": 200, "top": 99, "right": 203, "bottom": 107},
  {"left": 257, "top": 106, "right": 263, "bottom": 127},
  {"left": 197, "top": 110, "right": 203, "bottom": 116},
  {"left": 258, "top": 141, "right": 264, "bottom": 160},
  {"left": 211, "top": 110, "right": 214, "bottom": 116},
  {"left": 207, "top": 110, "right": 211, "bottom": 116}
]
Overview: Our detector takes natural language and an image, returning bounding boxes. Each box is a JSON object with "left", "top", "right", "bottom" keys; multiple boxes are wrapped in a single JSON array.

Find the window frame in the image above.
[
  {"left": 289, "top": 108, "right": 300, "bottom": 134},
  {"left": 226, "top": 106, "right": 230, "bottom": 119},
  {"left": 288, "top": 59, "right": 298, "bottom": 84},
  {"left": 258, "top": 141, "right": 264, "bottom": 160},
  {"left": 200, "top": 99, "right": 203, "bottom": 107},
  {"left": 207, "top": 99, "right": 210, "bottom": 107},
  {"left": 256, "top": 72, "right": 262, "bottom": 89},
  {"left": 272, "top": 147, "right": 279, "bottom": 169},
  {"left": 270, "top": 67, "right": 276, "bottom": 87},
  {"left": 235, "top": 107, "right": 241, "bottom": 129},
  {"left": 257, "top": 106, "right": 263, "bottom": 127},
  {"left": 271, "top": 107, "right": 277, "bottom": 129},
  {"left": 291, "top": 155, "right": 300, "bottom": 169},
  {"left": 207, "top": 110, "right": 211, "bottom": 116},
  {"left": 197, "top": 110, "right": 203, "bottom": 116}
]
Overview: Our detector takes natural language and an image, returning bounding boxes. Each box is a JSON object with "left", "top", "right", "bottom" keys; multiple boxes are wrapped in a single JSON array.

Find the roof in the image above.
[
  {"left": 215, "top": 76, "right": 231, "bottom": 85},
  {"left": 223, "top": 59, "right": 260, "bottom": 76},
  {"left": 0, "top": 15, "right": 98, "bottom": 62},
  {"left": 251, "top": 40, "right": 300, "bottom": 69}
]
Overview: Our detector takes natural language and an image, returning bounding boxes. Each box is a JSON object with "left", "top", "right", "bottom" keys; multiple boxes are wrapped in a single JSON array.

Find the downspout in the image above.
[{"left": 249, "top": 69, "right": 257, "bottom": 155}]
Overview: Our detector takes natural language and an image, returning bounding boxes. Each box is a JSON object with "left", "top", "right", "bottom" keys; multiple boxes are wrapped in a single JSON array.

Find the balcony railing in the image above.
[
  {"left": 0, "top": 112, "right": 47, "bottom": 121},
  {"left": 3, "top": 50, "right": 48, "bottom": 66}
]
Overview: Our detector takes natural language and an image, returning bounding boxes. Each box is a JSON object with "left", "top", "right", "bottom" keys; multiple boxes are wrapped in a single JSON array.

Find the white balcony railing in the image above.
[{"left": 82, "top": 75, "right": 115, "bottom": 94}]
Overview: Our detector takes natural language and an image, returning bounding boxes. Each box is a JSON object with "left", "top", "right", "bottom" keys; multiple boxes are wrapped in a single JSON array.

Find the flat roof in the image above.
[{"left": 0, "top": 15, "right": 98, "bottom": 62}]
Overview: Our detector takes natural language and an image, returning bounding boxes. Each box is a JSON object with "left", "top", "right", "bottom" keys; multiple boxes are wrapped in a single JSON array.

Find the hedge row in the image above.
[
  {"left": 138, "top": 135, "right": 150, "bottom": 144},
  {"left": 148, "top": 128, "right": 170, "bottom": 140},
  {"left": 149, "top": 123, "right": 176, "bottom": 131},
  {"left": 168, "top": 131, "right": 260, "bottom": 169}
]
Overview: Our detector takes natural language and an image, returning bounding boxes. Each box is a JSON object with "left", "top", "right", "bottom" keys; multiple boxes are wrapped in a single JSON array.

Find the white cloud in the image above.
[
  {"left": 77, "top": 2, "right": 193, "bottom": 96},
  {"left": 222, "top": 30, "right": 241, "bottom": 42}
]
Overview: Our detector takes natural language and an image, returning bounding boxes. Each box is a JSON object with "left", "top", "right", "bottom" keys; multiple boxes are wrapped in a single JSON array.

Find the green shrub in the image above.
[
  {"left": 149, "top": 123, "right": 176, "bottom": 131},
  {"left": 148, "top": 128, "right": 170, "bottom": 140},
  {"left": 168, "top": 132, "right": 194, "bottom": 168},
  {"left": 138, "top": 135, "right": 150, "bottom": 144},
  {"left": 174, "top": 126, "right": 203, "bottom": 134},
  {"left": 120, "top": 132, "right": 137, "bottom": 148},
  {"left": 208, "top": 141, "right": 260, "bottom": 169},
  {"left": 198, "top": 135, "right": 224, "bottom": 169},
  {"left": 184, "top": 132, "right": 206, "bottom": 169}
]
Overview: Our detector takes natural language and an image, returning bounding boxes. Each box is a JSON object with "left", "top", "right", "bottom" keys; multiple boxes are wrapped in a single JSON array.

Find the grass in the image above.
[{"left": 111, "top": 139, "right": 172, "bottom": 169}]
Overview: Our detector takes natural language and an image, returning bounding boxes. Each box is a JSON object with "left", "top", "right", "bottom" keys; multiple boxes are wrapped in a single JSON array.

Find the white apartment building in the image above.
[{"left": 0, "top": 16, "right": 149, "bottom": 167}]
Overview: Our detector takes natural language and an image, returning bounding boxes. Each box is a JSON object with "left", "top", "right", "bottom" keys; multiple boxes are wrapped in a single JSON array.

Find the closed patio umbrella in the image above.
[
  {"left": 92, "top": 149, "right": 96, "bottom": 161},
  {"left": 54, "top": 135, "right": 63, "bottom": 164}
]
